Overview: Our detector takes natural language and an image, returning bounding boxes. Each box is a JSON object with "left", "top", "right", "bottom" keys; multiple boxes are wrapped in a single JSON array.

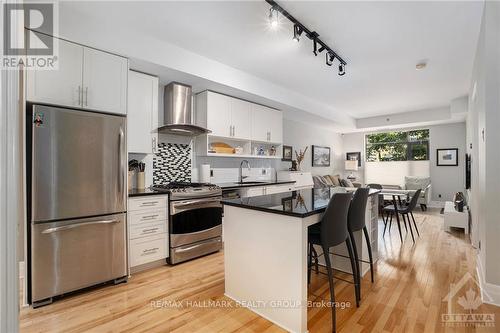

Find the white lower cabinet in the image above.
[
  {"left": 130, "top": 235, "right": 168, "bottom": 267},
  {"left": 128, "top": 195, "right": 169, "bottom": 268},
  {"left": 241, "top": 184, "right": 294, "bottom": 198},
  {"left": 244, "top": 187, "right": 265, "bottom": 197}
]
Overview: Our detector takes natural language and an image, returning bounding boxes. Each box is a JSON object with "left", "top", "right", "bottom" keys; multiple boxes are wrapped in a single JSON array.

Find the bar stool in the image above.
[
  {"left": 307, "top": 192, "right": 356, "bottom": 333},
  {"left": 347, "top": 188, "right": 373, "bottom": 306}
]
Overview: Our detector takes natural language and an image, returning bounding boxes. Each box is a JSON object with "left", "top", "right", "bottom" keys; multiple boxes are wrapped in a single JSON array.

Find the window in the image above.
[{"left": 366, "top": 129, "right": 429, "bottom": 162}]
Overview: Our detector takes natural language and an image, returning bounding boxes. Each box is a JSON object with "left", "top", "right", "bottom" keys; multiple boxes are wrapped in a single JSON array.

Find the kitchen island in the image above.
[{"left": 222, "top": 187, "right": 380, "bottom": 333}]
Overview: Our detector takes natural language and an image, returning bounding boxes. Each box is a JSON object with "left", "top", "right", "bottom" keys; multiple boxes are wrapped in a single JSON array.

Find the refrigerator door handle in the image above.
[
  {"left": 118, "top": 127, "right": 125, "bottom": 201},
  {"left": 41, "top": 219, "right": 119, "bottom": 234}
]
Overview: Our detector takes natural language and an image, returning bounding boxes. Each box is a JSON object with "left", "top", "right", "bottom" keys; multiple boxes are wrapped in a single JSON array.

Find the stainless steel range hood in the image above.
[{"left": 156, "top": 82, "right": 210, "bottom": 136}]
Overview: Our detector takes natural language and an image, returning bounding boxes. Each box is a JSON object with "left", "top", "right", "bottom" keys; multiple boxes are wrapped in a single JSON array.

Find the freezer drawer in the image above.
[{"left": 31, "top": 213, "right": 127, "bottom": 303}]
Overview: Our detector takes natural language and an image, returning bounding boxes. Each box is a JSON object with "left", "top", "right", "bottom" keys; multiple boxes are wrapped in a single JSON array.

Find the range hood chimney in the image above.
[{"left": 156, "top": 82, "right": 210, "bottom": 136}]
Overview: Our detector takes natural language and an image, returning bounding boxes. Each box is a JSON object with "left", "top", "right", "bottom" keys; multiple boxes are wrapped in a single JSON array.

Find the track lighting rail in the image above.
[{"left": 265, "top": 0, "right": 347, "bottom": 66}]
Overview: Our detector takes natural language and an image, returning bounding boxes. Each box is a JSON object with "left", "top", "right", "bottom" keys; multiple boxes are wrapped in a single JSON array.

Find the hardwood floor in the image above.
[{"left": 20, "top": 208, "right": 500, "bottom": 332}]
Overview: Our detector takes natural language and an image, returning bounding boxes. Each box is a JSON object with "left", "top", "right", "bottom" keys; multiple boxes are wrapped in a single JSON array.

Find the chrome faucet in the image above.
[{"left": 239, "top": 160, "right": 251, "bottom": 183}]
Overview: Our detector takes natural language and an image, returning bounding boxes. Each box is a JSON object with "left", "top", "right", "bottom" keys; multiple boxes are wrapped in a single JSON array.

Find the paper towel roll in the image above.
[{"left": 200, "top": 164, "right": 211, "bottom": 183}]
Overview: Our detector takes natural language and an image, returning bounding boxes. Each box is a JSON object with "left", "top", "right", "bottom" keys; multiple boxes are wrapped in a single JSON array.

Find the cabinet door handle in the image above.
[
  {"left": 85, "top": 87, "right": 88, "bottom": 106},
  {"left": 78, "top": 86, "right": 81, "bottom": 106},
  {"left": 233, "top": 125, "right": 236, "bottom": 137},
  {"left": 141, "top": 201, "right": 158, "bottom": 206}
]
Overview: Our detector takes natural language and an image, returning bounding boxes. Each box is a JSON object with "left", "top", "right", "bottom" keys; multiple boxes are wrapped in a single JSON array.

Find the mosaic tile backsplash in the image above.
[{"left": 153, "top": 143, "right": 191, "bottom": 184}]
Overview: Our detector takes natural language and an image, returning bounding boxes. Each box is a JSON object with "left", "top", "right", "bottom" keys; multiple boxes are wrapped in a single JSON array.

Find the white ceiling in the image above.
[{"left": 60, "top": 1, "right": 483, "bottom": 121}]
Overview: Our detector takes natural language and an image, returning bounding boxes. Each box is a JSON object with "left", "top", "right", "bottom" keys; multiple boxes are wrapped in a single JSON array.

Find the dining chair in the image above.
[{"left": 383, "top": 189, "right": 422, "bottom": 242}]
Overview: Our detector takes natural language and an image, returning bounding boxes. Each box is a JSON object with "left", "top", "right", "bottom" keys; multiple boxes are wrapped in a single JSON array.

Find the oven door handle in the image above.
[{"left": 171, "top": 198, "right": 221, "bottom": 215}]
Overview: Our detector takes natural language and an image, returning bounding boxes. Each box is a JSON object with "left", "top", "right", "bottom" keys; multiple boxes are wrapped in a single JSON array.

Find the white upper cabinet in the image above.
[
  {"left": 27, "top": 38, "right": 83, "bottom": 107},
  {"left": 26, "top": 35, "right": 128, "bottom": 115},
  {"left": 268, "top": 108, "right": 283, "bottom": 143},
  {"left": 230, "top": 98, "right": 251, "bottom": 140},
  {"left": 197, "top": 91, "right": 272, "bottom": 141},
  {"left": 251, "top": 104, "right": 283, "bottom": 144},
  {"left": 251, "top": 104, "right": 270, "bottom": 142},
  {"left": 83, "top": 48, "right": 128, "bottom": 115},
  {"left": 205, "top": 91, "right": 231, "bottom": 137},
  {"left": 127, "top": 71, "right": 159, "bottom": 154},
  {"left": 196, "top": 90, "right": 283, "bottom": 158}
]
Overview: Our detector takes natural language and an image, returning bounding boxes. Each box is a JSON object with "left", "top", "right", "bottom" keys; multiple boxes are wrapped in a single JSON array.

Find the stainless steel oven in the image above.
[{"left": 168, "top": 196, "right": 223, "bottom": 264}]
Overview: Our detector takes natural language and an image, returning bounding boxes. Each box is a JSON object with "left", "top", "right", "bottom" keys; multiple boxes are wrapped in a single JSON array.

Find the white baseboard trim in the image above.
[{"left": 476, "top": 254, "right": 500, "bottom": 306}]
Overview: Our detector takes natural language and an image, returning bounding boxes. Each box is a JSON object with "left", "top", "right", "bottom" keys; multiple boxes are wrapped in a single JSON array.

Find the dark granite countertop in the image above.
[
  {"left": 222, "top": 187, "right": 381, "bottom": 218},
  {"left": 128, "top": 188, "right": 168, "bottom": 197},
  {"left": 128, "top": 181, "right": 296, "bottom": 197},
  {"left": 217, "top": 180, "right": 296, "bottom": 191}
]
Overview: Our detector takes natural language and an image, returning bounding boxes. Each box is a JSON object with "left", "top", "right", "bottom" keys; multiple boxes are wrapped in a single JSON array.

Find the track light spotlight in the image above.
[
  {"left": 338, "top": 63, "right": 346, "bottom": 76},
  {"left": 292, "top": 24, "right": 302, "bottom": 42},
  {"left": 326, "top": 52, "right": 335, "bottom": 66},
  {"left": 269, "top": 7, "right": 279, "bottom": 29},
  {"left": 313, "top": 38, "right": 318, "bottom": 56}
]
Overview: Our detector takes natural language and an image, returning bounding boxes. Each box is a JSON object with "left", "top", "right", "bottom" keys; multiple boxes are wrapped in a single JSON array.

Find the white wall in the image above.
[
  {"left": 467, "top": 1, "right": 500, "bottom": 299},
  {"left": 365, "top": 161, "right": 430, "bottom": 186},
  {"left": 429, "top": 123, "right": 466, "bottom": 201},
  {"left": 278, "top": 118, "right": 344, "bottom": 176},
  {"left": 342, "top": 122, "right": 466, "bottom": 201}
]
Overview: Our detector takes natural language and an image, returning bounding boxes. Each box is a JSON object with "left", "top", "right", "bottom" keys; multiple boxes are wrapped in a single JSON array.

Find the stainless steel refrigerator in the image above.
[{"left": 28, "top": 104, "right": 127, "bottom": 307}]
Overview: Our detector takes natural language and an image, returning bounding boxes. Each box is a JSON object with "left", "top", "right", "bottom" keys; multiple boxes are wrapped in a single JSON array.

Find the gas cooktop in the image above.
[{"left": 152, "top": 182, "right": 221, "bottom": 200}]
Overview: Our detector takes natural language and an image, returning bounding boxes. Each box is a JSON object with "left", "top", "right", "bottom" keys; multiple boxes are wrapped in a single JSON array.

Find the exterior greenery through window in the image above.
[{"left": 366, "top": 129, "right": 429, "bottom": 162}]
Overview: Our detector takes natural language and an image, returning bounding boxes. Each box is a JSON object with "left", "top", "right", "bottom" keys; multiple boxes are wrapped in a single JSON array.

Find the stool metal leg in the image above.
[
  {"left": 363, "top": 226, "right": 374, "bottom": 283},
  {"left": 322, "top": 245, "right": 337, "bottom": 333},
  {"left": 348, "top": 231, "right": 361, "bottom": 306},
  {"left": 311, "top": 246, "right": 319, "bottom": 273},
  {"left": 345, "top": 237, "right": 360, "bottom": 309}
]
